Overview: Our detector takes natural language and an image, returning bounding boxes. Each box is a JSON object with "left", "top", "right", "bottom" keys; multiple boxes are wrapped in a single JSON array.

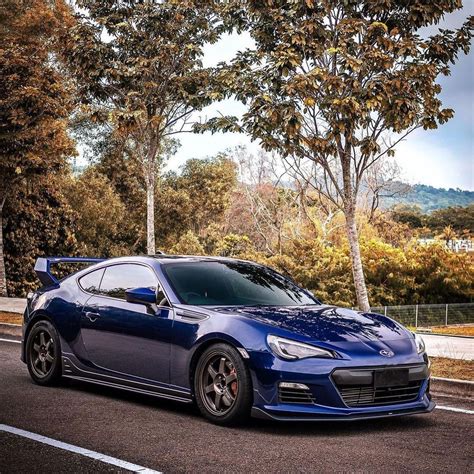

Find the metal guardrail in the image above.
[{"left": 368, "top": 303, "right": 474, "bottom": 328}]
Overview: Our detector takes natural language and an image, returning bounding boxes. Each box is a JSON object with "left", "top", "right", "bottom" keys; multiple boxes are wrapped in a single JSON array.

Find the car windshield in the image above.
[{"left": 162, "top": 261, "right": 319, "bottom": 306}]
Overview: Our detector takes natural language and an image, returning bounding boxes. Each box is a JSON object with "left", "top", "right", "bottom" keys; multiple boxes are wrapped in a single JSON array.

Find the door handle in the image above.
[{"left": 85, "top": 311, "right": 100, "bottom": 322}]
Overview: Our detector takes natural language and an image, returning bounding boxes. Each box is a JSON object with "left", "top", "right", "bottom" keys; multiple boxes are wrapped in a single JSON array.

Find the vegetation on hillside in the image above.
[{"left": 382, "top": 184, "right": 474, "bottom": 212}]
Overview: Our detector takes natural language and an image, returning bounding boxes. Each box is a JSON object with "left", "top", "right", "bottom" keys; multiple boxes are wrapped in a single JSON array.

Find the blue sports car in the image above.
[{"left": 22, "top": 255, "right": 434, "bottom": 425}]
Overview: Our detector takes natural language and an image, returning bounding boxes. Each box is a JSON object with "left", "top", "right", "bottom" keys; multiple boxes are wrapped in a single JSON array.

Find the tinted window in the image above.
[
  {"left": 79, "top": 268, "right": 104, "bottom": 294},
  {"left": 99, "top": 264, "right": 157, "bottom": 300},
  {"left": 162, "top": 261, "right": 317, "bottom": 306}
]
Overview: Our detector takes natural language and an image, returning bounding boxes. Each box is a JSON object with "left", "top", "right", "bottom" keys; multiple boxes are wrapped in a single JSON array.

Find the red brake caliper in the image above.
[{"left": 230, "top": 368, "right": 238, "bottom": 395}]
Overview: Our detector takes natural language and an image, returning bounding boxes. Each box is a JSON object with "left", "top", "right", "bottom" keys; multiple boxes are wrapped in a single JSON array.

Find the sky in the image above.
[{"left": 174, "top": 5, "right": 474, "bottom": 191}]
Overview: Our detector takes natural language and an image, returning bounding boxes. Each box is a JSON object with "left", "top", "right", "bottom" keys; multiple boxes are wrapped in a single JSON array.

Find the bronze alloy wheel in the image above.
[
  {"left": 199, "top": 353, "right": 239, "bottom": 416},
  {"left": 29, "top": 329, "right": 55, "bottom": 378},
  {"left": 195, "top": 343, "right": 252, "bottom": 425},
  {"left": 26, "top": 320, "right": 62, "bottom": 385}
]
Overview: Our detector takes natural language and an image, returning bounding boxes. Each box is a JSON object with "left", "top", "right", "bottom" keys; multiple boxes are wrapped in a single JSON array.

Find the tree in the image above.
[
  {"left": 0, "top": 0, "right": 75, "bottom": 296},
  {"left": 231, "top": 147, "right": 299, "bottom": 254},
  {"left": 155, "top": 155, "right": 237, "bottom": 247},
  {"left": 3, "top": 177, "right": 77, "bottom": 296},
  {"left": 63, "top": 168, "right": 128, "bottom": 257},
  {"left": 427, "top": 204, "right": 474, "bottom": 235},
  {"left": 62, "top": 0, "right": 223, "bottom": 254},
  {"left": 207, "top": 0, "right": 473, "bottom": 311}
]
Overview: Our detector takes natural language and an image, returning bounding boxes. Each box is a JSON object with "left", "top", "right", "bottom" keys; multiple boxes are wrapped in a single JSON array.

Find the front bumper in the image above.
[
  {"left": 249, "top": 351, "right": 434, "bottom": 421},
  {"left": 252, "top": 397, "right": 435, "bottom": 421}
]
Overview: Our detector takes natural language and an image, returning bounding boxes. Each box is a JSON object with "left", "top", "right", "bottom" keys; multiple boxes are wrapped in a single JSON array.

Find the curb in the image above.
[
  {"left": 0, "top": 323, "right": 22, "bottom": 338},
  {"left": 431, "top": 376, "right": 473, "bottom": 400}
]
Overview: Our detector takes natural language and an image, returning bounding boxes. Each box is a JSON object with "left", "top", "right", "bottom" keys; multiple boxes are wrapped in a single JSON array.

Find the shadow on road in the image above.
[
  {"left": 61, "top": 377, "right": 436, "bottom": 437},
  {"left": 243, "top": 413, "right": 435, "bottom": 437}
]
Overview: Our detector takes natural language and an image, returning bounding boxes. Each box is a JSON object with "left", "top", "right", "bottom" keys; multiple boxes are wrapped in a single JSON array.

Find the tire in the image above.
[
  {"left": 194, "top": 343, "right": 252, "bottom": 425},
  {"left": 26, "top": 320, "right": 62, "bottom": 385}
]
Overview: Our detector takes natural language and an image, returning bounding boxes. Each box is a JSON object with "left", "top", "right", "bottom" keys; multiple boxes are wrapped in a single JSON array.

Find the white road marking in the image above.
[
  {"left": 0, "top": 424, "right": 162, "bottom": 473},
  {"left": 436, "top": 405, "right": 474, "bottom": 415},
  {"left": 0, "top": 338, "right": 21, "bottom": 344}
]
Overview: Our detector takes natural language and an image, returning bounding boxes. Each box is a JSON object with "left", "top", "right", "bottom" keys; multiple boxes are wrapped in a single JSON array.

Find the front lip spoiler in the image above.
[{"left": 251, "top": 400, "right": 436, "bottom": 422}]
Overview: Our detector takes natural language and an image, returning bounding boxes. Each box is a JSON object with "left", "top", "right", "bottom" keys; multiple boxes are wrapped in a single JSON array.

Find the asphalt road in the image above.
[{"left": 0, "top": 340, "right": 473, "bottom": 473}]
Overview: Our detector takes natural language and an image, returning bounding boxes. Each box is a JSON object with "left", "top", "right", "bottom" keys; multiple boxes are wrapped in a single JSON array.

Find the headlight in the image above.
[
  {"left": 413, "top": 332, "right": 426, "bottom": 354},
  {"left": 267, "top": 335, "right": 334, "bottom": 360}
]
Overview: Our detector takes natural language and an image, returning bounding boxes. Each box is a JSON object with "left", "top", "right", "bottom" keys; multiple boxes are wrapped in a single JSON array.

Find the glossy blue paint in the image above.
[
  {"left": 125, "top": 287, "right": 157, "bottom": 305},
  {"left": 22, "top": 255, "right": 435, "bottom": 421}
]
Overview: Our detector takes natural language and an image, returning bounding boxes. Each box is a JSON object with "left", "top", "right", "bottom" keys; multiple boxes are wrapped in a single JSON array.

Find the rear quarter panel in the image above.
[{"left": 23, "top": 277, "right": 90, "bottom": 362}]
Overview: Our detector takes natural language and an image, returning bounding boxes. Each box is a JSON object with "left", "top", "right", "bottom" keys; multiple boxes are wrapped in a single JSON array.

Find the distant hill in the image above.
[{"left": 381, "top": 183, "right": 474, "bottom": 212}]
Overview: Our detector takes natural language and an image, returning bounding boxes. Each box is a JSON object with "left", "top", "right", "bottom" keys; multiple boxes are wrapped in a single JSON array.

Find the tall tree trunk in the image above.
[
  {"left": 144, "top": 132, "right": 159, "bottom": 255},
  {"left": 338, "top": 138, "right": 370, "bottom": 312},
  {"left": 344, "top": 207, "right": 370, "bottom": 311},
  {"left": 146, "top": 171, "right": 155, "bottom": 255},
  {"left": 0, "top": 197, "right": 7, "bottom": 297}
]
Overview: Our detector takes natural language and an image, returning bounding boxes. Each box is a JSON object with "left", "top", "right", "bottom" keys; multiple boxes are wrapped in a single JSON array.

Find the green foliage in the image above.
[
  {"left": 63, "top": 168, "right": 129, "bottom": 257},
  {"left": 0, "top": 0, "right": 75, "bottom": 295},
  {"left": 0, "top": 0, "right": 75, "bottom": 191},
  {"left": 155, "top": 156, "right": 238, "bottom": 246},
  {"left": 428, "top": 205, "right": 474, "bottom": 235},
  {"left": 3, "top": 178, "right": 78, "bottom": 296},
  {"left": 169, "top": 231, "right": 204, "bottom": 255},
  {"left": 243, "top": 237, "right": 473, "bottom": 307},
  {"left": 216, "top": 234, "right": 252, "bottom": 257},
  {"left": 61, "top": 0, "right": 227, "bottom": 253},
  {"left": 392, "top": 204, "right": 474, "bottom": 236}
]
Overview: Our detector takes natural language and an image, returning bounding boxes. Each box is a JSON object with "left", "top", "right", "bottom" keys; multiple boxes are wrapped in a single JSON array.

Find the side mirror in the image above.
[{"left": 125, "top": 287, "right": 157, "bottom": 305}]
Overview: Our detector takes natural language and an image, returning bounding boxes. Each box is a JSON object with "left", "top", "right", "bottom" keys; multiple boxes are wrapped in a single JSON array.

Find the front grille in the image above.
[
  {"left": 338, "top": 380, "right": 423, "bottom": 407},
  {"left": 279, "top": 386, "right": 316, "bottom": 404}
]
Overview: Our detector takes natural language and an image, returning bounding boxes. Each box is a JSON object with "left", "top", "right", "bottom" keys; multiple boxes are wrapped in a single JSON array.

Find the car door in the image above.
[{"left": 80, "top": 263, "right": 173, "bottom": 384}]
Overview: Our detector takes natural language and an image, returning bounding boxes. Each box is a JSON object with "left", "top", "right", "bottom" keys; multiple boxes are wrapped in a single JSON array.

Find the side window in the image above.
[
  {"left": 79, "top": 268, "right": 105, "bottom": 294},
  {"left": 99, "top": 264, "right": 157, "bottom": 300}
]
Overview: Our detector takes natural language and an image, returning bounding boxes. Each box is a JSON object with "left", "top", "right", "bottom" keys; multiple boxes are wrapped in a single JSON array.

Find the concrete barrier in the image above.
[
  {"left": 0, "top": 323, "right": 22, "bottom": 338},
  {"left": 0, "top": 297, "right": 26, "bottom": 314},
  {"left": 431, "top": 376, "right": 473, "bottom": 400}
]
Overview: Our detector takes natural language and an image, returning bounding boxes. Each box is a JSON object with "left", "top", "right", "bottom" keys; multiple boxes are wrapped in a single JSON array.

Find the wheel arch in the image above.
[
  {"left": 23, "top": 310, "right": 56, "bottom": 362},
  {"left": 188, "top": 333, "right": 251, "bottom": 396}
]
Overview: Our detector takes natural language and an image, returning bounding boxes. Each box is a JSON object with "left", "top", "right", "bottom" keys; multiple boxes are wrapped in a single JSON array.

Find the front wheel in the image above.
[
  {"left": 194, "top": 343, "right": 252, "bottom": 425},
  {"left": 26, "top": 320, "right": 62, "bottom": 385}
]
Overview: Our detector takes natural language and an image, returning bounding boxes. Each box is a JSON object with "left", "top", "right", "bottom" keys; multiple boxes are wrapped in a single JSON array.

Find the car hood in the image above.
[{"left": 214, "top": 304, "right": 409, "bottom": 343}]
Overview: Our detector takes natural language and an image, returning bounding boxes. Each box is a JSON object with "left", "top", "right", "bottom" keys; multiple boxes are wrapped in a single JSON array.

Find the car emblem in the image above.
[{"left": 379, "top": 349, "right": 395, "bottom": 357}]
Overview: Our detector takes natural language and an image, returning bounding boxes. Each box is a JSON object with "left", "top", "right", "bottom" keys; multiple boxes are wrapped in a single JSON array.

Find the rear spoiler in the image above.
[{"left": 34, "top": 257, "right": 105, "bottom": 287}]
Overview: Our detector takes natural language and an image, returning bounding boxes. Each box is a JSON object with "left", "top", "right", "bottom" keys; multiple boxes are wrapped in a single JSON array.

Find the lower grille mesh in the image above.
[{"left": 338, "top": 380, "right": 423, "bottom": 407}]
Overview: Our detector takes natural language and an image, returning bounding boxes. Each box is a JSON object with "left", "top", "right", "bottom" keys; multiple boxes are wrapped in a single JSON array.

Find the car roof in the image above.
[
  {"left": 151, "top": 255, "right": 256, "bottom": 266},
  {"left": 95, "top": 254, "right": 258, "bottom": 266}
]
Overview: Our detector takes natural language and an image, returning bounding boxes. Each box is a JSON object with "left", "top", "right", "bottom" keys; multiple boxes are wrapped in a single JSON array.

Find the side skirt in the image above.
[
  {"left": 61, "top": 354, "right": 193, "bottom": 404},
  {"left": 62, "top": 374, "right": 193, "bottom": 404}
]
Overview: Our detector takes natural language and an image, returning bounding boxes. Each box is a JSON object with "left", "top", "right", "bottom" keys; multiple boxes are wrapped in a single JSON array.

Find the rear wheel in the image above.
[
  {"left": 194, "top": 343, "right": 252, "bottom": 425},
  {"left": 26, "top": 320, "right": 62, "bottom": 385}
]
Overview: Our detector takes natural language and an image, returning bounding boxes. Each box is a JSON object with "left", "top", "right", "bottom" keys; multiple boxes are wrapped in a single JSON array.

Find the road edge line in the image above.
[
  {"left": 0, "top": 338, "right": 21, "bottom": 344},
  {"left": 435, "top": 405, "right": 474, "bottom": 415},
  {"left": 0, "top": 424, "right": 162, "bottom": 473}
]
